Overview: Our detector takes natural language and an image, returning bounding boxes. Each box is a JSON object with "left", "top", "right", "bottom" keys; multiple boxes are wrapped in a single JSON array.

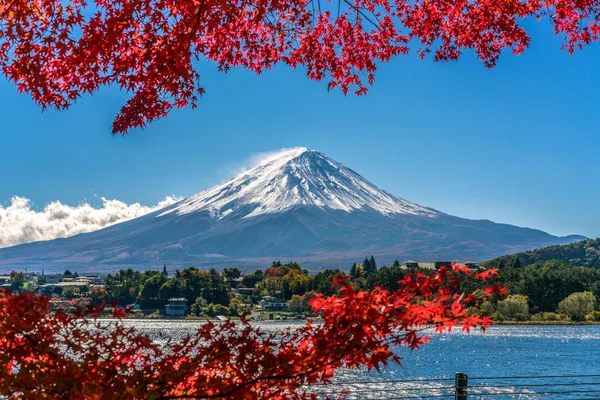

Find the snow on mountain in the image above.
[
  {"left": 161, "top": 147, "right": 438, "bottom": 219},
  {"left": 0, "top": 147, "right": 586, "bottom": 273}
]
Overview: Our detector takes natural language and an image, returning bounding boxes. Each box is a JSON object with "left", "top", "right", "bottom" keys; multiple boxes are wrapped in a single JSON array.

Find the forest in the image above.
[
  {"left": 29, "top": 244, "right": 600, "bottom": 322},
  {"left": 483, "top": 238, "right": 600, "bottom": 269}
]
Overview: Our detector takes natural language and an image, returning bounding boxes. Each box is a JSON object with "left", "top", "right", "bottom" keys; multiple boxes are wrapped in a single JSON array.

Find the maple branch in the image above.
[
  {"left": 342, "top": 0, "right": 380, "bottom": 29},
  {"left": 190, "top": 0, "right": 206, "bottom": 34},
  {"left": 12, "top": 328, "right": 61, "bottom": 362}
]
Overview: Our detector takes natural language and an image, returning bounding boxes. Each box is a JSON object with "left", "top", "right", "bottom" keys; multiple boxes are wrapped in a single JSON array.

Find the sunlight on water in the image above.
[{"left": 111, "top": 321, "right": 600, "bottom": 399}]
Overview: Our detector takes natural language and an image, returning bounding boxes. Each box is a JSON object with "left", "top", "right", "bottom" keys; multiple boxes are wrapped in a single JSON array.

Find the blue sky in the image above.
[{"left": 1, "top": 19, "right": 599, "bottom": 239}]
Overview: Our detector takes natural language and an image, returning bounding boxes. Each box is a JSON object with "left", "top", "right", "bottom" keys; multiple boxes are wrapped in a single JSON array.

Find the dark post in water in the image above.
[{"left": 455, "top": 372, "right": 468, "bottom": 400}]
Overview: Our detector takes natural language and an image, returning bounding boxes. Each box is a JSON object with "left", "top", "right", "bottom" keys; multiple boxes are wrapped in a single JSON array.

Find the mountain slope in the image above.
[
  {"left": 0, "top": 148, "right": 586, "bottom": 272},
  {"left": 160, "top": 147, "right": 438, "bottom": 219},
  {"left": 482, "top": 238, "right": 600, "bottom": 269}
]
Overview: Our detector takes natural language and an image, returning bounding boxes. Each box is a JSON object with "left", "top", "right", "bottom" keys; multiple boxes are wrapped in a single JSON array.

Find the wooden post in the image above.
[{"left": 455, "top": 372, "right": 468, "bottom": 400}]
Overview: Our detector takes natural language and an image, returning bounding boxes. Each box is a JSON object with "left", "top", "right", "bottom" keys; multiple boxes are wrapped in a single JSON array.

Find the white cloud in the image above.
[
  {"left": 0, "top": 196, "right": 181, "bottom": 248},
  {"left": 223, "top": 147, "right": 308, "bottom": 177}
]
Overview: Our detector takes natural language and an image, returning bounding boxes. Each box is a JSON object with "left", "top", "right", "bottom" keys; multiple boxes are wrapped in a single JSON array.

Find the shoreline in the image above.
[
  {"left": 496, "top": 320, "right": 600, "bottom": 326},
  {"left": 111, "top": 316, "right": 600, "bottom": 326}
]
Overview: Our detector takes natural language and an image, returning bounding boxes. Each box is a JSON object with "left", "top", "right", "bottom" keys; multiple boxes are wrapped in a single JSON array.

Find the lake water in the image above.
[{"left": 120, "top": 321, "right": 600, "bottom": 399}]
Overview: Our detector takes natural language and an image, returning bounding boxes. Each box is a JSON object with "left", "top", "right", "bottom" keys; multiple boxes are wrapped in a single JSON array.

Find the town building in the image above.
[
  {"left": 259, "top": 296, "right": 289, "bottom": 311},
  {"left": 75, "top": 275, "right": 105, "bottom": 285},
  {"left": 464, "top": 261, "right": 481, "bottom": 270},
  {"left": 165, "top": 298, "right": 188, "bottom": 316},
  {"left": 433, "top": 261, "right": 453, "bottom": 270},
  {"left": 42, "top": 274, "right": 63, "bottom": 284},
  {"left": 0, "top": 275, "right": 11, "bottom": 289},
  {"left": 234, "top": 287, "right": 254, "bottom": 296},
  {"left": 402, "top": 260, "right": 420, "bottom": 269}
]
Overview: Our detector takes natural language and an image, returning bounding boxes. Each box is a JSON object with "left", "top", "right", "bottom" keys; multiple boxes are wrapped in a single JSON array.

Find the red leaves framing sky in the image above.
[{"left": 1, "top": 0, "right": 599, "bottom": 133}]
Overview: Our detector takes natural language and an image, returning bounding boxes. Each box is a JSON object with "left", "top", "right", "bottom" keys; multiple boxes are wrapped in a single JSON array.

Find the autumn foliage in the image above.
[
  {"left": 0, "top": 265, "right": 503, "bottom": 399},
  {"left": 1, "top": 0, "right": 599, "bottom": 133}
]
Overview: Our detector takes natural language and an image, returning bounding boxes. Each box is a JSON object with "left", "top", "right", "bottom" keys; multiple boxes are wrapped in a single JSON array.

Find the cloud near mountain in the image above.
[
  {"left": 0, "top": 196, "right": 180, "bottom": 248},
  {"left": 0, "top": 148, "right": 586, "bottom": 272}
]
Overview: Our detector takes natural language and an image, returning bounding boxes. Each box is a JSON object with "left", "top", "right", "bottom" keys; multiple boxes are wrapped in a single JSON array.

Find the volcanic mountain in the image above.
[{"left": 0, "top": 148, "right": 585, "bottom": 272}]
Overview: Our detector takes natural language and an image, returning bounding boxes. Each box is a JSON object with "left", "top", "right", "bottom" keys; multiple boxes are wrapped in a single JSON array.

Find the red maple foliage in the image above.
[
  {"left": 0, "top": 265, "right": 502, "bottom": 399},
  {"left": 1, "top": 0, "right": 599, "bottom": 133}
]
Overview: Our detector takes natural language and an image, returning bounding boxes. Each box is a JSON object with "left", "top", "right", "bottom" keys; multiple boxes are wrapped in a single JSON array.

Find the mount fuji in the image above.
[{"left": 0, "top": 148, "right": 585, "bottom": 272}]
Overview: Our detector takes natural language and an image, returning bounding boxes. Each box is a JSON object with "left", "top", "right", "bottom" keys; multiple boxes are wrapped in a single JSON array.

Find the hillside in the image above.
[{"left": 482, "top": 238, "right": 600, "bottom": 269}]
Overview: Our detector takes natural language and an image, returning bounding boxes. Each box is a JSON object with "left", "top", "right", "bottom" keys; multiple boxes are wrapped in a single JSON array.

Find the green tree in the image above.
[
  {"left": 203, "top": 269, "right": 231, "bottom": 306},
  {"left": 139, "top": 273, "right": 168, "bottom": 307},
  {"left": 223, "top": 268, "right": 241, "bottom": 282},
  {"left": 158, "top": 277, "right": 187, "bottom": 303},
  {"left": 105, "top": 269, "right": 144, "bottom": 305},
  {"left": 228, "top": 296, "right": 246, "bottom": 316},
  {"left": 288, "top": 295, "right": 304, "bottom": 312},
  {"left": 362, "top": 258, "right": 372, "bottom": 275},
  {"left": 512, "top": 257, "right": 523, "bottom": 269},
  {"left": 518, "top": 261, "right": 590, "bottom": 312},
  {"left": 205, "top": 303, "right": 229, "bottom": 317},
  {"left": 369, "top": 256, "right": 377, "bottom": 273},
  {"left": 362, "top": 256, "right": 377, "bottom": 275},
  {"left": 497, "top": 294, "right": 529, "bottom": 321},
  {"left": 350, "top": 263, "right": 364, "bottom": 280},
  {"left": 313, "top": 269, "right": 347, "bottom": 296},
  {"left": 282, "top": 270, "right": 313, "bottom": 300},
  {"left": 190, "top": 296, "right": 207, "bottom": 316},
  {"left": 288, "top": 291, "right": 317, "bottom": 313},
  {"left": 558, "top": 291, "right": 597, "bottom": 321},
  {"left": 366, "top": 265, "right": 405, "bottom": 291},
  {"left": 22, "top": 281, "right": 38, "bottom": 292},
  {"left": 241, "top": 270, "right": 264, "bottom": 288},
  {"left": 206, "top": 303, "right": 216, "bottom": 317},
  {"left": 62, "top": 287, "right": 81, "bottom": 299},
  {"left": 9, "top": 271, "right": 25, "bottom": 289}
]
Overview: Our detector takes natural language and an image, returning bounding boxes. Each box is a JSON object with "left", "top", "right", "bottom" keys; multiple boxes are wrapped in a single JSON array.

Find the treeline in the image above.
[
  {"left": 482, "top": 238, "right": 600, "bottom": 269},
  {"left": 458, "top": 260, "right": 600, "bottom": 321},
  {"left": 100, "top": 268, "right": 233, "bottom": 315},
  {"left": 91, "top": 257, "right": 406, "bottom": 316},
  {"left": 50, "top": 249, "right": 600, "bottom": 321}
]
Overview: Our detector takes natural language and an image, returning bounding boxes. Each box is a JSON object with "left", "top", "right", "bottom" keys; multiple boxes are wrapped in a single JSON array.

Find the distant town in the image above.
[{"left": 0, "top": 259, "right": 481, "bottom": 319}]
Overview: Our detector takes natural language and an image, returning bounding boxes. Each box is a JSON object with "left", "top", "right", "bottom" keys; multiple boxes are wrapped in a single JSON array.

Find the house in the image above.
[
  {"left": 75, "top": 275, "right": 105, "bottom": 285},
  {"left": 235, "top": 287, "right": 254, "bottom": 296},
  {"left": 416, "top": 262, "right": 435, "bottom": 270},
  {"left": 166, "top": 298, "right": 188, "bottom": 316},
  {"left": 433, "top": 261, "right": 452, "bottom": 270},
  {"left": 259, "top": 296, "right": 288, "bottom": 311},
  {"left": 402, "top": 260, "right": 419, "bottom": 269},
  {"left": 464, "top": 261, "right": 481, "bottom": 270},
  {"left": 42, "top": 274, "right": 63, "bottom": 284}
]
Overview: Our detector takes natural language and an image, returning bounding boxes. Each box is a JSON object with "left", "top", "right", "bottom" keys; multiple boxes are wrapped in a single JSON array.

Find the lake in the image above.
[{"left": 119, "top": 320, "right": 600, "bottom": 399}]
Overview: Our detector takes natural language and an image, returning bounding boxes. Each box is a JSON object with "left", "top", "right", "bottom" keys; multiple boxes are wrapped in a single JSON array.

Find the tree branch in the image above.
[{"left": 342, "top": 0, "right": 380, "bottom": 29}]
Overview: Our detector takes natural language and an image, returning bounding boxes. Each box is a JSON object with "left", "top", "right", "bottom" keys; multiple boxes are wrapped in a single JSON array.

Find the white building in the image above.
[{"left": 259, "top": 296, "right": 289, "bottom": 311}]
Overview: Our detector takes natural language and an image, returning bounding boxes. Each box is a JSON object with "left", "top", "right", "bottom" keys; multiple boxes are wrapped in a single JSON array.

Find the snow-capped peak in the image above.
[{"left": 160, "top": 147, "right": 439, "bottom": 219}]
